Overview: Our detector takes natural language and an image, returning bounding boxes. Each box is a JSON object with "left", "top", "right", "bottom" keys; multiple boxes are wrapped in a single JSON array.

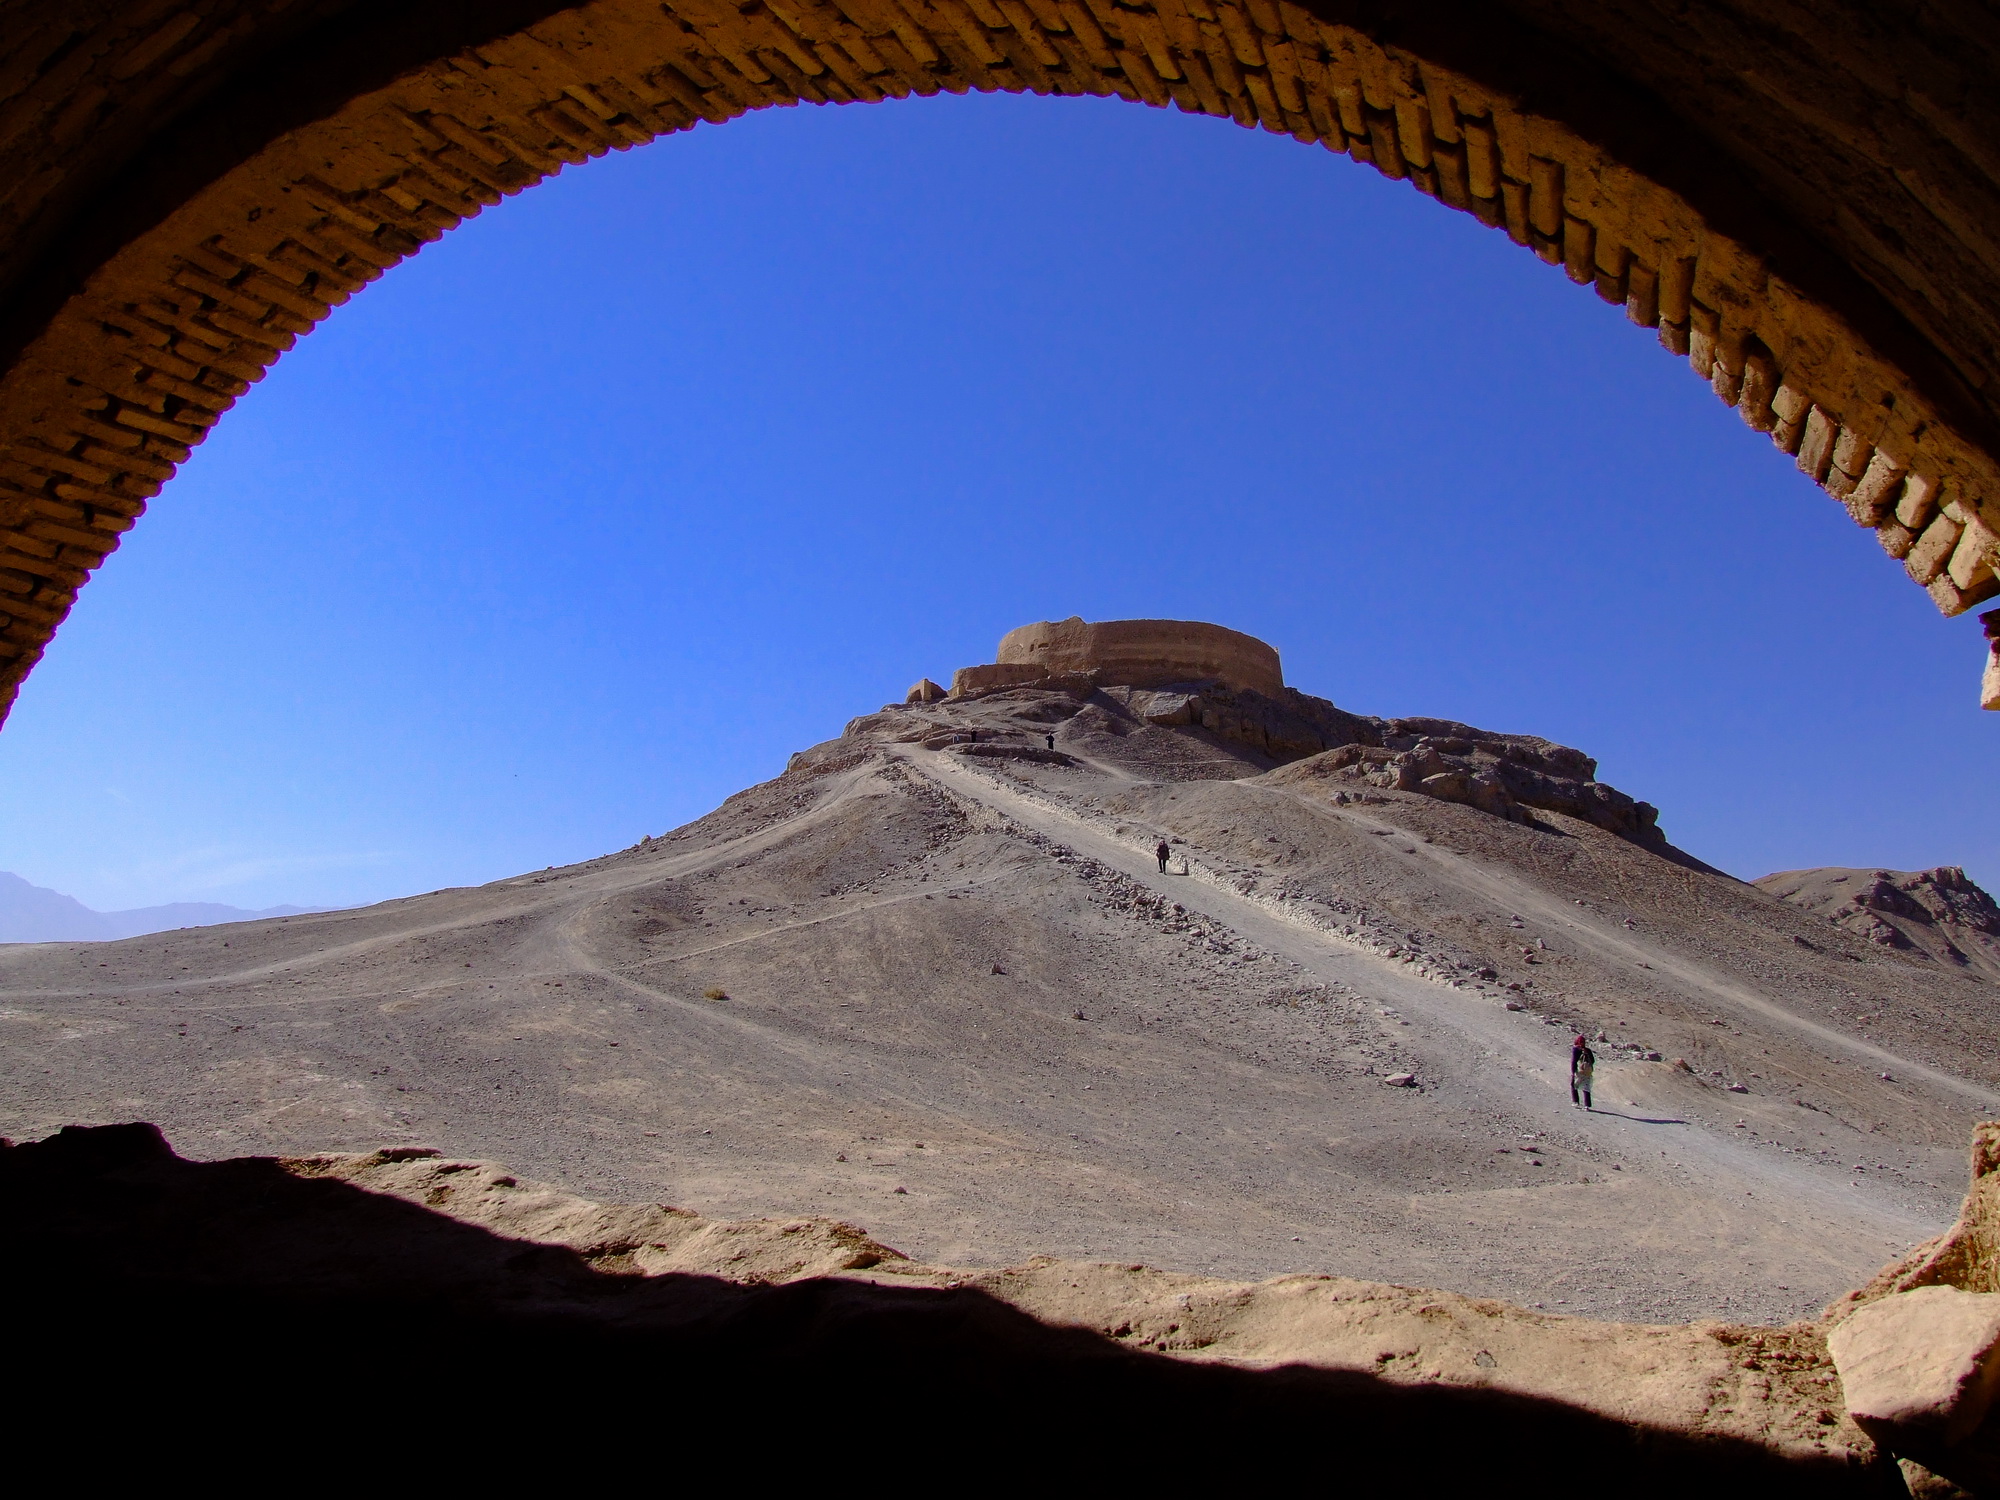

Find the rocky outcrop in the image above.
[
  {"left": 920, "top": 680, "right": 1663, "bottom": 854},
  {"left": 1828, "top": 1286, "right": 2000, "bottom": 1450},
  {"left": 1836, "top": 1126, "right": 2000, "bottom": 1311},
  {"left": 939, "top": 620, "right": 1665, "bottom": 847},
  {"left": 1265, "top": 720, "right": 1666, "bottom": 846},
  {"left": 1756, "top": 867, "right": 2000, "bottom": 979},
  {"left": 1116, "top": 682, "right": 1376, "bottom": 761},
  {"left": 1827, "top": 1123, "right": 2000, "bottom": 1491},
  {"left": 950, "top": 662, "right": 1060, "bottom": 696}
]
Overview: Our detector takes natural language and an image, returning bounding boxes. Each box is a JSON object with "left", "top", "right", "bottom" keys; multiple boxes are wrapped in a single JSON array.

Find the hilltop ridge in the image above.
[{"left": 1758, "top": 866, "right": 2000, "bottom": 983}]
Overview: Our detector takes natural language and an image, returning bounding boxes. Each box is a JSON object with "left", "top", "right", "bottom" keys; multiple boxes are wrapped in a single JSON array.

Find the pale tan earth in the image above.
[
  {"left": 1827, "top": 1286, "right": 2000, "bottom": 1447},
  {"left": 5, "top": 669, "right": 1998, "bottom": 1340},
  {"left": 1825, "top": 1121, "right": 2000, "bottom": 1491}
]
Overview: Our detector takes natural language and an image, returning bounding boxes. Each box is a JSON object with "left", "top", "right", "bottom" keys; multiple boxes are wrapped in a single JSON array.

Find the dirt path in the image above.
[
  {"left": 912, "top": 749, "right": 1944, "bottom": 1274},
  {"left": 1, "top": 726, "right": 1966, "bottom": 1326}
]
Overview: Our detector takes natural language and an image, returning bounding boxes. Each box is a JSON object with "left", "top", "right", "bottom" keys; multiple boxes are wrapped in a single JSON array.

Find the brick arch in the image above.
[{"left": 4, "top": 0, "right": 2000, "bottom": 724}]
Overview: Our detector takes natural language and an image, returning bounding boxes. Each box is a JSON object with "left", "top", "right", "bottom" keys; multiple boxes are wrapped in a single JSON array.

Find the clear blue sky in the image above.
[{"left": 0, "top": 92, "right": 1991, "bottom": 912}]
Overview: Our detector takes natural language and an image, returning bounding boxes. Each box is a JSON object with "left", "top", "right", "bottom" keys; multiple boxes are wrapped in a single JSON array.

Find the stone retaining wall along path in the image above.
[{"left": 4, "top": 2, "right": 2000, "bottom": 716}]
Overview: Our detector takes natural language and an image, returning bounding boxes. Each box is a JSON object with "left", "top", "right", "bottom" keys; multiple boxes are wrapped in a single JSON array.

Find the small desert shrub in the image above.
[{"left": 702, "top": 987, "right": 730, "bottom": 1001}]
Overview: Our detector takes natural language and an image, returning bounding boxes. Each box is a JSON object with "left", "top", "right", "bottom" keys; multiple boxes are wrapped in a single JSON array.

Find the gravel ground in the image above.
[{"left": 2, "top": 687, "right": 1988, "bottom": 1325}]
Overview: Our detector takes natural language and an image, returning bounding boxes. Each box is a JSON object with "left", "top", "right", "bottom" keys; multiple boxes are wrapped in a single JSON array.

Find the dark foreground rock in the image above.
[{"left": 0, "top": 1121, "right": 1909, "bottom": 1492}]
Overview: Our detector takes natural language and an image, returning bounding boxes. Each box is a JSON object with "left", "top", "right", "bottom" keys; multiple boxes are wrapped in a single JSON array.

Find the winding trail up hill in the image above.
[{"left": 4, "top": 676, "right": 1999, "bottom": 1332}]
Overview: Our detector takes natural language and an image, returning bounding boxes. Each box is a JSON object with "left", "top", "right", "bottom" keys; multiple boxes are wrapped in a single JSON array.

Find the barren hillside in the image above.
[
  {"left": 4, "top": 678, "right": 1996, "bottom": 1328},
  {"left": 1757, "top": 867, "right": 2000, "bottom": 984}
]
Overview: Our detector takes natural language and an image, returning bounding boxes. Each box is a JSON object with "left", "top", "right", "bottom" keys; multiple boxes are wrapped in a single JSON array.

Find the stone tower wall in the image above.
[{"left": 994, "top": 617, "right": 1284, "bottom": 697}]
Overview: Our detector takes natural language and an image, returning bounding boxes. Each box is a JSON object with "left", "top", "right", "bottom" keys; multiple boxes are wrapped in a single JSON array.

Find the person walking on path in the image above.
[
  {"left": 1045, "top": 734, "right": 1055, "bottom": 750},
  {"left": 1156, "top": 840, "right": 1172, "bottom": 873},
  {"left": 1570, "top": 1036, "right": 1595, "bottom": 1110}
]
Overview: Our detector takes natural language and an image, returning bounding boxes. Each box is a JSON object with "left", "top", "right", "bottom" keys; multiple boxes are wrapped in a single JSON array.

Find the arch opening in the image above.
[{"left": 3, "top": 0, "right": 2000, "bottom": 728}]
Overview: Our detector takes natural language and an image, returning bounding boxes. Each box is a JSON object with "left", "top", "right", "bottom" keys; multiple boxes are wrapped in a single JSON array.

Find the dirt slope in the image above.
[{"left": 3, "top": 681, "right": 1996, "bottom": 1328}]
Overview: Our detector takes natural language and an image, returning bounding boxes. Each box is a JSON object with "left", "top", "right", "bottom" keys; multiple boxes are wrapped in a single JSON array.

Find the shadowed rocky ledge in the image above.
[{"left": 0, "top": 1120, "right": 1924, "bottom": 1490}]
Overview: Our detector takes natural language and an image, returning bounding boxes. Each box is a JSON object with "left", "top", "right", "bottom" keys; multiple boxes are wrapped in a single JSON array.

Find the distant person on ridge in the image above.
[
  {"left": 1571, "top": 1038, "right": 1595, "bottom": 1110},
  {"left": 1156, "top": 840, "right": 1171, "bottom": 874},
  {"left": 1045, "top": 734, "right": 1055, "bottom": 750}
]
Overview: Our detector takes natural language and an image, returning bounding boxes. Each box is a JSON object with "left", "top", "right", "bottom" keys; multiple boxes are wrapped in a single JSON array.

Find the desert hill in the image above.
[
  {"left": 4, "top": 620, "right": 1998, "bottom": 1337},
  {"left": 1758, "top": 866, "right": 2000, "bottom": 983}
]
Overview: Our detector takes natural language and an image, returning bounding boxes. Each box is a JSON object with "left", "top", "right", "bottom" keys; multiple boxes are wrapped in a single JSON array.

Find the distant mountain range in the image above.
[{"left": 0, "top": 872, "right": 323, "bottom": 943}]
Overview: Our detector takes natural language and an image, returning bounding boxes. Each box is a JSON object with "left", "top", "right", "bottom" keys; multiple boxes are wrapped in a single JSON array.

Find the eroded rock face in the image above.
[
  {"left": 1755, "top": 867, "right": 2000, "bottom": 979},
  {"left": 921, "top": 685, "right": 1662, "bottom": 849},
  {"left": 1266, "top": 720, "right": 1665, "bottom": 847},
  {"left": 1136, "top": 686, "right": 1665, "bottom": 847},
  {"left": 1829, "top": 1286, "right": 2000, "bottom": 1448},
  {"left": 1826, "top": 1123, "right": 2000, "bottom": 1491}
]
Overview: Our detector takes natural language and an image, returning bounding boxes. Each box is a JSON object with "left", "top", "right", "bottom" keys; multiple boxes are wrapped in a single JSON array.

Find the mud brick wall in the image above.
[{"left": 3, "top": 1, "right": 2000, "bottom": 722}]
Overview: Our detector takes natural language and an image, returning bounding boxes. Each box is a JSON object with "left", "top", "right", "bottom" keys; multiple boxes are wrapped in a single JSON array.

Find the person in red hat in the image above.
[{"left": 1570, "top": 1034, "right": 1595, "bottom": 1109}]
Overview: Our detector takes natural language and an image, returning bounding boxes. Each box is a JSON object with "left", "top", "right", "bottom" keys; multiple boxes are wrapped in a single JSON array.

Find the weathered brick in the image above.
[
  {"left": 1848, "top": 450, "right": 1905, "bottom": 524},
  {"left": 70, "top": 414, "right": 142, "bottom": 450},
  {"left": 1906, "top": 512, "right": 1964, "bottom": 586},
  {"left": 1527, "top": 158, "right": 1562, "bottom": 237},
  {"left": 1736, "top": 348, "right": 1778, "bottom": 431},
  {"left": 51, "top": 482, "right": 145, "bottom": 520},
  {"left": 80, "top": 443, "right": 170, "bottom": 481},
  {"left": 1949, "top": 512, "right": 2000, "bottom": 592},
  {"left": 1562, "top": 216, "right": 1594, "bottom": 285},
  {"left": 21, "top": 518, "right": 113, "bottom": 553},
  {"left": 0, "top": 590, "right": 72, "bottom": 627},
  {"left": 111, "top": 407, "right": 204, "bottom": 445},
  {"left": 1710, "top": 333, "right": 1744, "bottom": 405},
  {"left": 1928, "top": 570, "right": 2000, "bottom": 616},
  {"left": 1796, "top": 407, "right": 1838, "bottom": 483},
  {"left": 169, "top": 264, "right": 272, "bottom": 321},
  {"left": 11, "top": 445, "right": 112, "bottom": 486},
  {"left": 1461, "top": 118, "right": 1497, "bottom": 201},
  {"left": 1876, "top": 519, "right": 1917, "bottom": 560},
  {"left": 1896, "top": 473, "right": 1941, "bottom": 532}
]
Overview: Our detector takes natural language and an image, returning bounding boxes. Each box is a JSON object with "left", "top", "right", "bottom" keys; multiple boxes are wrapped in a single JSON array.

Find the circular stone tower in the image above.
[{"left": 992, "top": 617, "right": 1283, "bottom": 697}]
